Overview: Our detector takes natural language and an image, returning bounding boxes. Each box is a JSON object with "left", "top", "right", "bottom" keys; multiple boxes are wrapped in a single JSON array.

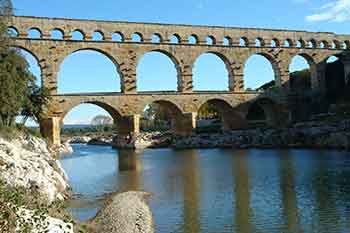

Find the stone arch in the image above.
[
  {"left": 136, "top": 49, "right": 181, "bottom": 91},
  {"left": 296, "top": 39, "right": 306, "bottom": 48},
  {"left": 50, "top": 28, "right": 64, "bottom": 39},
  {"left": 206, "top": 35, "right": 216, "bottom": 45},
  {"left": 197, "top": 98, "right": 247, "bottom": 130},
  {"left": 27, "top": 27, "right": 42, "bottom": 39},
  {"left": 112, "top": 31, "right": 124, "bottom": 42},
  {"left": 131, "top": 32, "right": 143, "bottom": 42},
  {"left": 246, "top": 98, "right": 288, "bottom": 127},
  {"left": 7, "top": 26, "right": 19, "bottom": 37},
  {"left": 223, "top": 36, "right": 232, "bottom": 46},
  {"left": 308, "top": 39, "right": 317, "bottom": 48},
  {"left": 188, "top": 34, "right": 199, "bottom": 44},
  {"left": 244, "top": 52, "right": 281, "bottom": 90},
  {"left": 255, "top": 37, "right": 265, "bottom": 47},
  {"left": 240, "top": 37, "right": 249, "bottom": 46},
  {"left": 9, "top": 45, "right": 42, "bottom": 68},
  {"left": 61, "top": 100, "right": 122, "bottom": 124},
  {"left": 142, "top": 99, "right": 187, "bottom": 134},
  {"left": 170, "top": 34, "right": 181, "bottom": 44},
  {"left": 192, "top": 51, "right": 233, "bottom": 91},
  {"left": 71, "top": 29, "right": 85, "bottom": 40},
  {"left": 271, "top": 38, "right": 280, "bottom": 47},
  {"left": 151, "top": 33, "right": 163, "bottom": 43},
  {"left": 57, "top": 48, "right": 122, "bottom": 93},
  {"left": 92, "top": 30, "right": 104, "bottom": 41},
  {"left": 284, "top": 39, "right": 293, "bottom": 47},
  {"left": 332, "top": 40, "right": 341, "bottom": 49}
]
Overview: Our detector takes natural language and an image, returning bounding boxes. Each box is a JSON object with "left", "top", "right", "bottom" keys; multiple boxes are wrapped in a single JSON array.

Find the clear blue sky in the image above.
[{"left": 12, "top": 0, "right": 350, "bottom": 125}]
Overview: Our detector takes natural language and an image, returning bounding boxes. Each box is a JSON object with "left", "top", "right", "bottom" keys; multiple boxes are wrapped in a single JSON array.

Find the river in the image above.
[{"left": 60, "top": 144, "right": 350, "bottom": 233}]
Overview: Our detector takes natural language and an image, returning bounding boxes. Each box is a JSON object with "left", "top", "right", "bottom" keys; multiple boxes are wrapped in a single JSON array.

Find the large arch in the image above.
[
  {"left": 289, "top": 55, "right": 313, "bottom": 91},
  {"left": 324, "top": 55, "right": 345, "bottom": 103},
  {"left": 57, "top": 49, "right": 121, "bottom": 94},
  {"left": 192, "top": 52, "right": 231, "bottom": 91},
  {"left": 141, "top": 100, "right": 187, "bottom": 134},
  {"left": 244, "top": 53, "right": 279, "bottom": 91},
  {"left": 136, "top": 50, "right": 180, "bottom": 91},
  {"left": 246, "top": 98, "right": 288, "bottom": 127},
  {"left": 197, "top": 99, "right": 247, "bottom": 131}
]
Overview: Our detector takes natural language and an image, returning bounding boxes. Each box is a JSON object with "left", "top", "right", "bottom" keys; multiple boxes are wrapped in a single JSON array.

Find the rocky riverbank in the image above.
[
  {"left": 109, "top": 120, "right": 350, "bottom": 150},
  {"left": 0, "top": 134, "right": 73, "bottom": 233}
]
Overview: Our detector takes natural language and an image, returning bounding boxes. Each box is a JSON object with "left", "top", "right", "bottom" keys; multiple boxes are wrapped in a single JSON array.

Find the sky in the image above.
[{"left": 12, "top": 0, "right": 350, "bottom": 125}]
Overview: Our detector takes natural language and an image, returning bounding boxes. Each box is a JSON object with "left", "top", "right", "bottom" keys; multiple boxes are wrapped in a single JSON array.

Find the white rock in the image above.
[
  {"left": 0, "top": 135, "right": 70, "bottom": 204},
  {"left": 16, "top": 207, "right": 73, "bottom": 233}
]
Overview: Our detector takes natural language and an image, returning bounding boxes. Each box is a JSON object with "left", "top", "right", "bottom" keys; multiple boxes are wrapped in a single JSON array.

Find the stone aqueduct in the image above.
[{"left": 7, "top": 16, "right": 350, "bottom": 146}]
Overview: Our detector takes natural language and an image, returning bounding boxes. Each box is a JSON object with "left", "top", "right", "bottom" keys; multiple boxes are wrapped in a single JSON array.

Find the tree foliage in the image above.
[{"left": 0, "top": 0, "right": 51, "bottom": 128}]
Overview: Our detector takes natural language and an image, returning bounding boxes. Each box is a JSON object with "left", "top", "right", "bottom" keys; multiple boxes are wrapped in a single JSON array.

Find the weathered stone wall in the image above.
[{"left": 7, "top": 16, "right": 350, "bottom": 145}]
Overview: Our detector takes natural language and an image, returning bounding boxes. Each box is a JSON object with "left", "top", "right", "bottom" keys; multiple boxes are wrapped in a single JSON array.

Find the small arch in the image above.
[
  {"left": 92, "top": 31, "right": 104, "bottom": 41},
  {"left": 319, "top": 41, "right": 329, "bottom": 49},
  {"left": 112, "top": 32, "right": 124, "bottom": 42},
  {"left": 7, "top": 26, "right": 18, "bottom": 37},
  {"left": 271, "top": 38, "right": 280, "bottom": 48},
  {"left": 284, "top": 39, "right": 293, "bottom": 48},
  {"left": 170, "top": 34, "right": 181, "bottom": 44},
  {"left": 188, "top": 34, "right": 198, "bottom": 44},
  {"left": 240, "top": 37, "right": 249, "bottom": 47},
  {"left": 151, "top": 33, "right": 162, "bottom": 43},
  {"left": 308, "top": 39, "right": 317, "bottom": 48},
  {"left": 223, "top": 36, "right": 231, "bottom": 46},
  {"left": 197, "top": 99, "right": 246, "bottom": 131},
  {"left": 71, "top": 30, "right": 85, "bottom": 40},
  {"left": 51, "top": 28, "right": 64, "bottom": 40},
  {"left": 343, "top": 41, "right": 350, "bottom": 50},
  {"left": 27, "top": 28, "right": 42, "bottom": 39},
  {"left": 296, "top": 39, "right": 305, "bottom": 48},
  {"left": 206, "top": 36, "right": 216, "bottom": 45},
  {"left": 255, "top": 37, "right": 264, "bottom": 47},
  {"left": 131, "top": 32, "right": 143, "bottom": 42},
  {"left": 332, "top": 40, "right": 340, "bottom": 49}
]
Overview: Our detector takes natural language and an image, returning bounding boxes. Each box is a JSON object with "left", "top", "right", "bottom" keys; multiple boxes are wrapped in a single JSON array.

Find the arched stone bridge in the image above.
[{"left": 8, "top": 16, "right": 350, "bottom": 146}]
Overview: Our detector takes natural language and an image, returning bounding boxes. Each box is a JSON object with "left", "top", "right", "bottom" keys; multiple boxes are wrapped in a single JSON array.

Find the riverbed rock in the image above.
[
  {"left": 93, "top": 191, "right": 154, "bottom": 233},
  {"left": 59, "top": 141, "right": 73, "bottom": 155},
  {"left": 87, "top": 136, "right": 113, "bottom": 146},
  {"left": 69, "top": 136, "right": 91, "bottom": 144},
  {"left": 0, "top": 135, "right": 70, "bottom": 204}
]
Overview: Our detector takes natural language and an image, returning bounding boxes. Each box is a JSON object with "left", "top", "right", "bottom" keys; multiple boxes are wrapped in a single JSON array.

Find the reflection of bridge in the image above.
[{"left": 8, "top": 16, "right": 350, "bottom": 146}]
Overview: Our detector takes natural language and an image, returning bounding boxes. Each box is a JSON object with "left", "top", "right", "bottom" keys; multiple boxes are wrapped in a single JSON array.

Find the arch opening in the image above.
[
  {"left": 27, "top": 28, "right": 42, "bottom": 39},
  {"left": 58, "top": 50, "right": 121, "bottom": 94},
  {"left": 193, "top": 53, "right": 230, "bottom": 91},
  {"left": 325, "top": 55, "right": 346, "bottom": 103},
  {"left": 7, "top": 26, "right": 18, "bottom": 37},
  {"left": 196, "top": 99, "right": 246, "bottom": 132},
  {"left": 223, "top": 37, "right": 231, "bottom": 46},
  {"left": 92, "top": 31, "right": 104, "bottom": 41},
  {"left": 136, "top": 51, "right": 179, "bottom": 91},
  {"left": 255, "top": 38, "right": 264, "bottom": 47},
  {"left": 240, "top": 37, "right": 248, "bottom": 47},
  {"left": 244, "top": 54, "right": 277, "bottom": 91},
  {"left": 151, "top": 33, "right": 162, "bottom": 43},
  {"left": 51, "top": 29, "right": 64, "bottom": 40},
  {"left": 72, "top": 30, "right": 85, "bottom": 40},
  {"left": 131, "top": 33, "right": 143, "bottom": 42},
  {"left": 188, "top": 35, "right": 198, "bottom": 44},
  {"left": 289, "top": 55, "right": 312, "bottom": 91},
  {"left": 141, "top": 100, "right": 183, "bottom": 133},
  {"left": 61, "top": 103, "right": 120, "bottom": 139},
  {"left": 206, "top": 36, "right": 215, "bottom": 45},
  {"left": 271, "top": 39, "right": 279, "bottom": 48},
  {"left": 170, "top": 34, "right": 180, "bottom": 44},
  {"left": 246, "top": 98, "right": 282, "bottom": 128},
  {"left": 112, "top": 32, "right": 124, "bottom": 42}
]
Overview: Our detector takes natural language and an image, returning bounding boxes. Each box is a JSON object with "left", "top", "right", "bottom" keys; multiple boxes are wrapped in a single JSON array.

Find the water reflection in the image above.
[
  {"left": 279, "top": 151, "right": 300, "bottom": 233},
  {"left": 61, "top": 145, "right": 350, "bottom": 233}
]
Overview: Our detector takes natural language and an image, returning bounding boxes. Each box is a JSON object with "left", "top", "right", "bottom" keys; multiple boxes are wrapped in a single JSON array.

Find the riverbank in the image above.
[{"left": 65, "top": 120, "right": 350, "bottom": 151}]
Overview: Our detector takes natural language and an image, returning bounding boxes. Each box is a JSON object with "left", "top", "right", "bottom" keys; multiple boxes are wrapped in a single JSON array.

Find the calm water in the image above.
[{"left": 60, "top": 144, "right": 350, "bottom": 233}]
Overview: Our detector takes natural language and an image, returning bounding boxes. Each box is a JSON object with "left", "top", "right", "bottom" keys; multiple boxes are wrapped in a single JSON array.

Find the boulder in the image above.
[{"left": 93, "top": 191, "right": 154, "bottom": 233}]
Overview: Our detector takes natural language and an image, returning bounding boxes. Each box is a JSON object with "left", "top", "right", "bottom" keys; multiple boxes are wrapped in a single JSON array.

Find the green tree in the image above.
[{"left": 0, "top": 0, "right": 51, "bottom": 128}]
